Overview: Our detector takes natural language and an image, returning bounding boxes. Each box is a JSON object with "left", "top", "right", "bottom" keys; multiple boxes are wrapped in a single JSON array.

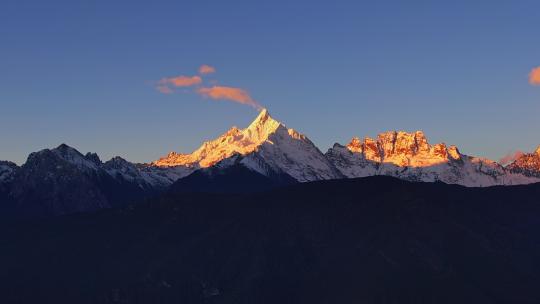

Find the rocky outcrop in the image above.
[
  {"left": 507, "top": 146, "right": 540, "bottom": 177},
  {"left": 326, "top": 131, "right": 540, "bottom": 187}
]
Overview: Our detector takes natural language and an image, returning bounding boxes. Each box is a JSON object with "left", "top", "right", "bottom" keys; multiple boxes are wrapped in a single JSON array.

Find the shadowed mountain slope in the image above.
[{"left": 169, "top": 158, "right": 297, "bottom": 194}]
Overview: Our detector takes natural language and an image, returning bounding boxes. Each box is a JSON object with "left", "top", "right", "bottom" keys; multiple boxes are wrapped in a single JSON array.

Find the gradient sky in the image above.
[{"left": 1, "top": 0, "right": 539, "bottom": 165}]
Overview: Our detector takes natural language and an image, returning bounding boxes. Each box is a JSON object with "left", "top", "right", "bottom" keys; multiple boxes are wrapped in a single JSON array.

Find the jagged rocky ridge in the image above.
[
  {"left": 326, "top": 131, "right": 540, "bottom": 187},
  {"left": 507, "top": 147, "right": 540, "bottom": 178},
  {"left": 1, "top": 109, "right": 540, "bottom": 216}
]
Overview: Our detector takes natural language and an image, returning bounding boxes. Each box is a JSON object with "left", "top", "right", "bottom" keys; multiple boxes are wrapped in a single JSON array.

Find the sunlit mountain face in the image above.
[
  {"left": 152, "top": 109, "right": 540, "bottom": 187},
  {"left": 326, "top": 131, "right": 540, "bottom": 187},
  {"left": 152, "top": 108, "right": 342, "bottom": 182},
  {"left": 341, "top": 131, "right": 462, "bottom": 167},
  {"left": 153, "top": 109, "right": 282, "bottom": 168},
  {"left": 1, "top": 108, "right": 540, "bottom": 218},
  {"left": 507, "top": 147, "right": 540, "bottom": 178}
]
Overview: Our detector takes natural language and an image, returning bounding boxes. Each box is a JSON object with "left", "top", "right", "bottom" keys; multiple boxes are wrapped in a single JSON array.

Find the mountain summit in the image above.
[
  {"left": 153, "top": 109, "right": 342, "bottom": 182},
  {"left": 507, "top": 145, "right": 540, "bottom": 178},
  {"left": 153, "top": 109, "right": 281, "bottom": 168}
]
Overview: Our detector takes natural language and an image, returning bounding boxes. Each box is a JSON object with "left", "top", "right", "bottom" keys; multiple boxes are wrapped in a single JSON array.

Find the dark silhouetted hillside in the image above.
[{"left": 1, "top": 176, "right": 540, "bottom": 303}]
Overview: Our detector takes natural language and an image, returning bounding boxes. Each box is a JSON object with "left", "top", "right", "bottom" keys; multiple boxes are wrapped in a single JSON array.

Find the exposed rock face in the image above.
[
  {"left": 326, "top": 131, "right": 540, "bottom": 187},
  {"left": 507, "top": 146, "right": 540, "bottom": 177},
  {"left": 340, "top": 131, "right": 461, "bottom": 168}
]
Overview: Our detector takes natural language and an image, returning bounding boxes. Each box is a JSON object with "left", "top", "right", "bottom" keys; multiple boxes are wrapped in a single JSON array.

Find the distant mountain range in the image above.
[{"left": 1, "top": 109, "right": 540, "bottom": 217}]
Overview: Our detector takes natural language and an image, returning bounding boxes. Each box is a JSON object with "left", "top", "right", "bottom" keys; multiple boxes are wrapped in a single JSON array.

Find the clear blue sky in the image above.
[{"left": 1, "top": 0, "right": 539, "bottom": 165}]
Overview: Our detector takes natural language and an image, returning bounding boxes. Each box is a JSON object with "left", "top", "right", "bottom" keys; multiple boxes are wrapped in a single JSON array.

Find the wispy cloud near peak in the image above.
[
  {"left": 159, "top": 75, "right": 202, "bottom": 87},
  {"left": 197, "top": 86, "right": 261, "bottom": 109},
  {"left": 154, "top": 65, "right": 262, "bottom": 110}
]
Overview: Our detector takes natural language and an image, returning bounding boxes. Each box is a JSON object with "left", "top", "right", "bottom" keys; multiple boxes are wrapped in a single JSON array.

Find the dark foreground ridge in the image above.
[{"left": 2, "top": 176, "right": 540, "bottom": 303}]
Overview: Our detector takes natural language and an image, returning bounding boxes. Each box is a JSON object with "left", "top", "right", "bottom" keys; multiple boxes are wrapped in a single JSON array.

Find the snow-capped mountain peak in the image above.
[
  {"left": 152, "top": 108, "right": 284, "bottom": 168},
  {"left": 152, "top": 109, "right": 282, "bottom": 168},
  {"left": 152, "top": 109, "right": 342, "bottom": 182},
  {"left": 244, "top": 108, "right": 282, "bottom": 140}
]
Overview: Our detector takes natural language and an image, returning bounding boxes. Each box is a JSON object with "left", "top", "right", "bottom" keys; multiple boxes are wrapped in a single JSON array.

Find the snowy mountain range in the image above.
[
  {"left": 1, "top": 109, "right": 540, "bottom": 216},
  {"left": 151, "top": 108, "right": 540, "bottom": 187},
  {"left": 326, "top": 131, "right": 540, "bottom": 187}
]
